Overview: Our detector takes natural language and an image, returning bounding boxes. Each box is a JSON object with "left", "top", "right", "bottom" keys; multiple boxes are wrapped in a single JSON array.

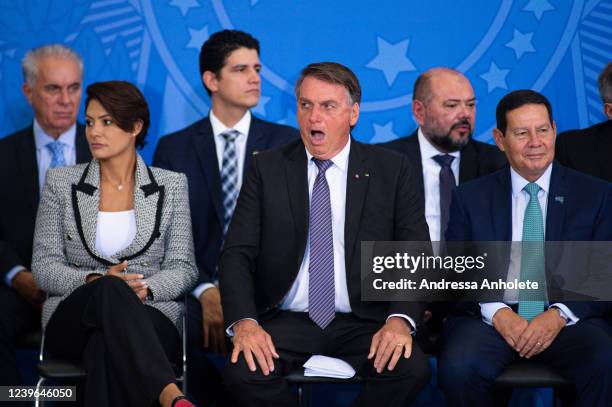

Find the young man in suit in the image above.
[
  {"left": 380, "top": 68, "right": 506, "bottom": 340},
  {"left": 219, "top": 62, "right": 432, "bottom": 406},
  {"left": 0, "top": 44, "right": 91, "bottom": 387},
  {"left": 153, "top": 29, "right": 298, "bottom": 405},
  {"left": 438, "top": 90, "right": 612, "bottom": 407},
  {"left": 556, "top": 62, "right": 612, "bottom": 182}
]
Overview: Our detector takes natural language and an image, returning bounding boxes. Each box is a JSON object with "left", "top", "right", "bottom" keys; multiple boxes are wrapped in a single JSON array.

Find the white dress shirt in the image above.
[
  {"left": 191, "top": 110, "right": 251, "bottom": 300},
  {"left": 417, "top": 129, "right": 460, "bottom": 242},
  {"left": 480, "top": 165, "right": 578, "bottom": 325},
  {"left": 4, "top": 119, "right": 77, "bottom": 286}
]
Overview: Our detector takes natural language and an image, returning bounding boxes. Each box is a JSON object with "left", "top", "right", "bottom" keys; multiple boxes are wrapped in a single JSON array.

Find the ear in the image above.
[
  {"left": 202, "top": 71, "right": 218, "bottom": 94},
  {"left": 412, "top": 99, "right": 426, "bottom": 127},
  {"left": 604, "top": 102, "right": 612, "bottom": 119},
  {"left": 22, "top": 82, "right": 33, "bottom": 105},
  {"left": 492, "top": 128, "right": 506, "bottom": 152},
  {"left": 132, "top": 120, "right": 143, "bottom": 137},
  {"left": 349, "top": 102, "right": 360, "bottom": 127}
]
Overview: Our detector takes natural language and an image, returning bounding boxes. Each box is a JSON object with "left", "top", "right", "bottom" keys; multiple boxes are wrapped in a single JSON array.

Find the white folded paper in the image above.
[{"left": 303, "top": 355, "right": 356, "bottom": 379}]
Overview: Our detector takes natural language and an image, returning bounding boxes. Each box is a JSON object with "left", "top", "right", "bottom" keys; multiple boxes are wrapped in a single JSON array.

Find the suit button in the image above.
[
  {"left": 66, "top": 234, "right": 73, "bottom": 241},
  {"left": 141, "top": 262, "right": 149, "bottom": 267}
]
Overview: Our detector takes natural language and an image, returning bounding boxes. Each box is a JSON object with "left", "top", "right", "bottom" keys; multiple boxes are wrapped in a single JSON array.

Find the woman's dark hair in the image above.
[{"left": 85, "top": 81, "right": 150, "bottom": 149}]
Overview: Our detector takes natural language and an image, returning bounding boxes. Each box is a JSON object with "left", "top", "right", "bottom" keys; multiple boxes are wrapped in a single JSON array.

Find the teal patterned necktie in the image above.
[{"left": 518, "top": 182, "right": 546, "bottom": 320}]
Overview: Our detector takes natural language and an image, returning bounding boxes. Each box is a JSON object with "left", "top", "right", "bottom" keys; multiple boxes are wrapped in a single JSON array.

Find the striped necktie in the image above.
[{"left": 308, "top": 158, "right": 335, "bottom": 329}]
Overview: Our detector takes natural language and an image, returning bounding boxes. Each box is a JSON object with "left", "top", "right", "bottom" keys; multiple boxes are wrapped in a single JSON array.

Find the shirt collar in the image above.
[
  {"left": 305, "top": 137, "right": 351, "bottom": 172},
  {"left": 417, "top": 127, "right": 460, "bottom": 160},
  {"left": 510, "top": 163, "right": 552, "bottom": 198},
  {"left": 33, "top": 119, "right": 77, "bottom": 151},
  {"left": 209, "top": 109, "right": 251, "bottom": 138}
]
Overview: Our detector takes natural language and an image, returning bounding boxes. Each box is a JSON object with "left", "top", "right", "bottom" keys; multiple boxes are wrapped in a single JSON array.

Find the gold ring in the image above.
[
  {"left": 396, "top": 343, "right": 404, "bottom": 347},
  {"left": 536, "top": 342, "right": 542, "bottom": 346}
]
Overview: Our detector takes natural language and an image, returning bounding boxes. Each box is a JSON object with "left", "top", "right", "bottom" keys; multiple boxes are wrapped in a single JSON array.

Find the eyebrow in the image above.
[
  {"left": 444, "top": 97, "right": 476, "bottom": 103},
  {"left": 85, "top": 114, "right": 112, "bottom": 119}
]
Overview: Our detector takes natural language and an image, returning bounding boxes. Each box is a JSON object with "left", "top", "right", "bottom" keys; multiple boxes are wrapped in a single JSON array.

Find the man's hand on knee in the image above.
[
  {"left": 492, "top": 307, "right": 528, "bottom": 349},
  {"left": 368, "top": 317, "right": 413, "bottom": 374},
  {"left": 231, "top": 319, "right": 279, "bottom": 376}
]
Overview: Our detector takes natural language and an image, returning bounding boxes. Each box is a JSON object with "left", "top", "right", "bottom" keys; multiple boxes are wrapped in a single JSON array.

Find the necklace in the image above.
[{"left": 102, "top": 176, "right": 132, "bottom": 191}]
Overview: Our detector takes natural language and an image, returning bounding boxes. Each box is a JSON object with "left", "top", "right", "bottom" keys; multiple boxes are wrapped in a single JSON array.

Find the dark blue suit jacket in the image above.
[
  {"left": 446, "top": 162, "right": 612, "bottom": 319},
  {"left": 153, "top": 115, "right": 299, "bottom": 286}
]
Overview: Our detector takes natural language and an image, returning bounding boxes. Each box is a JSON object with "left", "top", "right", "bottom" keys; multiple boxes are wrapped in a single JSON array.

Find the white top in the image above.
[
  {"left": 95, "top": 210, "right": 137, "bottom": 258},
  {"left": 417, "top": 128, "right": 460, "bottom": 242},
  {"left": 479, "top": 165, "right": 578, "bottom": 325}
]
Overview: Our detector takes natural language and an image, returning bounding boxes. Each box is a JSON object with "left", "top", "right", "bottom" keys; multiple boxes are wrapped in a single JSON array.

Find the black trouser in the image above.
[
  {"left": 223, "top": 311, "right": 431, "bottom": 407},
  {"left": 45, "top": 276, "right": 180, "bottom": 407}
]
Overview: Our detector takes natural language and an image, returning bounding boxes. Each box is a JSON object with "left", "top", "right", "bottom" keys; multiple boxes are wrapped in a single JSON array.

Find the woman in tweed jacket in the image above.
[{"left": 32, "top": 81, "right": 198, "bottom": 407}]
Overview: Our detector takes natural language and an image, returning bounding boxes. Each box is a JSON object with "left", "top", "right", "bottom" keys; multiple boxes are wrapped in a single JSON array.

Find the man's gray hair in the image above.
[
  {"left": 22, "top": 44, "right": 83, "bottom": 86},
  {"left": 598, "top": 62, "right": 612, "bottom": 104}
]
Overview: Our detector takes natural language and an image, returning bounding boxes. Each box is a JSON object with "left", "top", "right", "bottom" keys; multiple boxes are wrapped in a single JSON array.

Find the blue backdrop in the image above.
[{"left": 1, "top": 0, "right": 610, "bottom": 165}]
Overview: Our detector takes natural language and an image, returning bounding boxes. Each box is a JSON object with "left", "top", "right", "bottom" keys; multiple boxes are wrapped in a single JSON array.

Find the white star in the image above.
[
  {"left": 523, "top": 0, "right": 554, "bottom": 20},
  {"left": 251, "top": 95, "right": 271, "bottom": 117},
  {"left": 505, "top": 28, "right": 535, "bottom": 59},
  {"left": 480, "top": 62, "right": 510, "bottom": 93},
  {"left": 170, "top": 0, "right": 200, "bottom": 17},
  {"left": 251, "top": 0, "right": 259, "bottom": 5},
  {"left": 369, "top": 121, "right": 399, "bottom": 143},
  {"left": 186, "top": 25, "right": 209, "bottom": 50},
  {"left": 366, "top": 37, "right": 416, "bottom": 87}
]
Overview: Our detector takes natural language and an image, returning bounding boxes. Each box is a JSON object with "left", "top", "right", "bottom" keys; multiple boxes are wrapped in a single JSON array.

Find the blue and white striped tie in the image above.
[
  {"left": 220, "top": 130, "right": 240, "bottom": 235},
  {"left": 308, "top": 158, "right": 335, "bottom": 329}
]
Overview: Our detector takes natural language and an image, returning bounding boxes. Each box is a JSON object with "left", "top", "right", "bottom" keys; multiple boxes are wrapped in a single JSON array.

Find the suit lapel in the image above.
[
  {"left": 17, "top": 127, "right": 40, "bottom": 207},
  {"left": 193, "top": 117, "right": 224, "bottom": 225},
  {"left": 345, "top": 140, "right": 370, "bottom": 275},
  {"left": 244, "top": 116, "right": 266, "bottom": 177},
  {"left": 458, "top": 141, "right": 478, "bottom": 184},
  {"left": 72, "top": 159, "right": 116, "bottom": 265},
  {"left": 75, "top": 123, "right": 92, "bottom": 163},
  {"left": 285, "top": 142, "right": 309, "bottom": 269},
  {"left": 404, "top": 133, "right": 425, "bottom": 206},
  {"left": 492, "top": 167, "right": 512, "bottom": 241},
  {"left": 596, "top": 121, "right": 612, "bottom": 181},
  {"left": 545, "top": 162, "right": 566, "bottom": 242},
  {"left": 115, "top": 155, "right": 162, "bottom": 259}
]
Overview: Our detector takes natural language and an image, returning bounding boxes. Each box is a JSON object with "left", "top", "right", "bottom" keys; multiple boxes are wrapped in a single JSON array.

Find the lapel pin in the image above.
[
  {"left": 252, "top": 150, "right": 259, "bottom": 155},
  {"left": 555, "top": 196, "right": 564, "bottom": 204},
  {"left": 354, "top": 174, "right": 360, "bottom": 179},
  {"left": 364, "top": 172, "right": 370, "bottom": 177}
]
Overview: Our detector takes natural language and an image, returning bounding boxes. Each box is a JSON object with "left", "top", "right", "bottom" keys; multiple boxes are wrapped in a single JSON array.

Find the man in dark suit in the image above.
[
  {"left": 380, "top": 67, "right": 505, "bottom": 339},
  {"left": 219, "top": 62, "right": 432, "bottom": 406},
  {"left": 0, "top": 44, "right": 90, "bottom": 386},
  {"left": 438, "top": 90, "right": 612, "bottom": 407},
  {"left": 153, "top": 30, "right": 298, "bottom": 405},
  {"left": 556, "top": 62, "right": 612, "bottom": 182}
]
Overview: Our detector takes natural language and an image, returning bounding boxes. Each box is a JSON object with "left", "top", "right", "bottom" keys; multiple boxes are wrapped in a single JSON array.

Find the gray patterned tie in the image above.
[
  {"left": 46, "top": 140, "right": 66, "bottom": 168},
  {"left": 308, "top": 158, "right": 335, "bottom": 329},
  {"left": 220, "top": 130, "right": 240, "bottom": 235}
]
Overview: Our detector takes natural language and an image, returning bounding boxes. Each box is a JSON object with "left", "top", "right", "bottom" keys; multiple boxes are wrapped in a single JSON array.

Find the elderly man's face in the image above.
[
  {"left": 413, "top": 71, "right": 475, "bottom": 152},
  {"left": 23, "top": 56, "right": 82, "bottom": 138},
  {"left": 493, "top": 103, "right": 556, "bottom": 182},
  {"left": 297, "top": 76, "right": 358, "bottom": 160}
]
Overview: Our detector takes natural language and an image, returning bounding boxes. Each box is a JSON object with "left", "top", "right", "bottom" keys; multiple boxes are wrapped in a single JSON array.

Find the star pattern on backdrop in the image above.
[
  {"left": 480, "top": 62, "right": 510, "bottom": 93},
  {"left": 251, "top": 95, "right": 271, "bottom": 116},
  {"left": 170, "top": 0, "right": 200, "bottom": 17},
  {"left": 366, "top": 36, "right": 416, "bottom": 86},
  {"left": 186, "top": 25, "right": 209, "bottom": 49},
  {"left": 370, "top": 121, "right": 399, "bottom": 143},
  {"left": 505, "top": 28, "right": 536, "bottom": 59},
  {"left": 523, "top": 0, "right": 554, "bottom": 21}
]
